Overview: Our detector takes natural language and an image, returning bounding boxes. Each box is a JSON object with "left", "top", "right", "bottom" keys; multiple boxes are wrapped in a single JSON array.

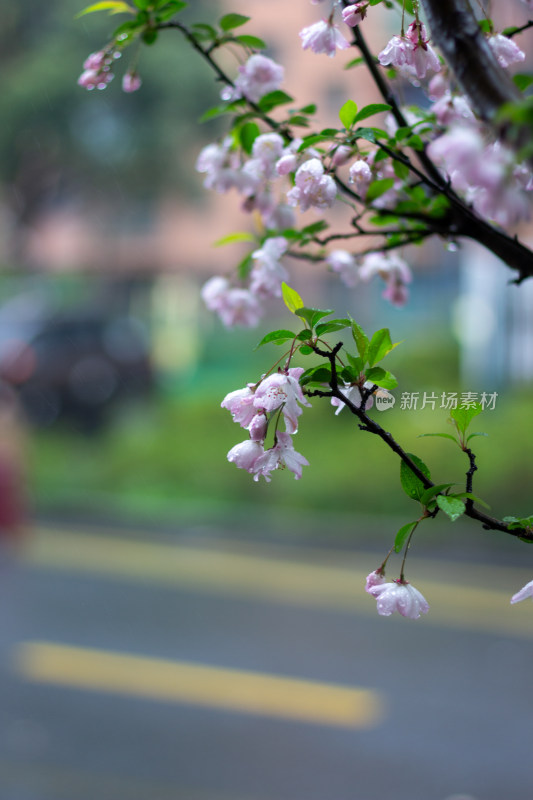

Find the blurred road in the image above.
[{"left": 0, "top": 524, "right": 532, "bottom": 800}]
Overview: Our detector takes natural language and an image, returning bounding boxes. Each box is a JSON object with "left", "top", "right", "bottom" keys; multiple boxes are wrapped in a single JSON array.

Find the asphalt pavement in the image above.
[{"left": 0, "top": 522, "right": 532, "bottom": 800}]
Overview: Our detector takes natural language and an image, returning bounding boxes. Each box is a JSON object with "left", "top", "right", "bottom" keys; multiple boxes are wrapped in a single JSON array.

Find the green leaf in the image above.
[
  {"left": 298, "top": 134, "right": 337, "bottom": 150},
  {"left": 420, "top": 483, "right": 456, "bottom": 506},
  {"left": 453, "top": 492, "right": 490, "bottom": 510},
  {"left": 436, "top": 495, "right": 465, "bottom": 522},
  {"left": 466, "top": 432, "right": 488, "bottom": 442},
  {"left": 257, "top": 91, "right": 294, "bottom": 112},
  {"left": 367, "top": 328, "right": 398, "bottom": 367},
  {"left": 281, "top": 282, "right": 304, "bottom": 314},
  {"left": 405, "top": 134, "right": 424, "bottom": 151},
  {"left": 76, "top": 0, "right": 134, "bottom": 16},
  {"left": 365, "top": 178, "right": 395, "bottom": 203},
  {"left": 450, "top": 402, "right": 483, "bottom": 435},
  {"left": 344, "top": 57, "right": 364, "bottom": 70},
  {"left": 236, "top": 252, "right": 253, "bottom": 281},
  {"left": 364, "top": 367, "right": 397, "bottom": 389},
  {"left": 394, "top": 521, "right": 418, "bottom": 553},
  {"left": 418, "top": 432, "right": 458, "bottom": 443},
  {"left": 255, "top": 329, "right": 296, "bottom": 349},
  {"left": 239, "top": 121, "right": 261, "bottom": 154},
  {"left": 339, "top": 100, "right": 358, "bottom": 129},
  {"left": 354, "top": 103, "right": 392, "bottom": 123},
  {"left": 400, "top": 454, "right": 431, "bottom": 502},
  {"left": 213, "top": 232, "right": 256, "bottom": 247},
  {"left": 477, "top": 18, "right": 493, "bottom": 34},
  {"left": 301, "top": 220, "right": 329, "bottom": 236},
  {"left": 219, "top": 13, "right": 250, "bottom": 31},
  {"left": 299, "top": 345, "right": 314, "bottom": 355},
  {"left": 345, "top": 354, "right": 364, "bottom": 377},
  {"left": 295, "top": 307, "right": 333, "bottom": 328},
  {"left": 156, "top": 1, "right": 188, "bottom": 20},
  {"left": 351, "top": 320, "right": 370, "bottom": 361},
  {"left": 235, "top": 34, "right": 266, "bottom": 49},
  {"left": 314, "top": 319, "right": 351, "bottom": 336},
  {"left": 296, "top": 329, "right": 312, "bottom": 341},
  {"left": 513, "top": 73, "right": 533, "bottom": 92},
  {"left": 299, "top": 365, "right": 332, "bottom": 386},
  {"left": 392, "top": 159, "right": 410, "bottom": 181},
  {"left": 142, "top": 28, "right": 158, "bottom": 44}
]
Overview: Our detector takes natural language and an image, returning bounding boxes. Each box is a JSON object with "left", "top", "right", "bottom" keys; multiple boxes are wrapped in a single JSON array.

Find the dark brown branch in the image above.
[{"left": 311, "top": 341, "right": 533, "bottom": 541}]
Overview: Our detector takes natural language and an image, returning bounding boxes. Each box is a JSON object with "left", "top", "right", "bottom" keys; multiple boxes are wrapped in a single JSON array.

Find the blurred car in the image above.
[{"left": 0, "top": 310, "right": 153, "bottom": 430}]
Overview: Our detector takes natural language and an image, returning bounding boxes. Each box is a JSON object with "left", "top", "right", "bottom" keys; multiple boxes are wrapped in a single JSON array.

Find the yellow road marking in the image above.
[
  {"left": 22, "top": 528, "right": 533, "bottom": 638},
  {"left": 13, "top": 642, "right": 384, "bottom": 729}
]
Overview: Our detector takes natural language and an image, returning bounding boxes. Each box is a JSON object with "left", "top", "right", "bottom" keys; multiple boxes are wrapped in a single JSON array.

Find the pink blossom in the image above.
[
  {"left": 221, "top": 386, "right": 256, "bottom": 428},
  {"left": 342, "top": 3, "right": 369, "bottom": 27},
  {"left": 488, "top": 34, "right": 525, "bottom": 69},
  {"left": 365, "top": 570, "right": 386, "bottom": 593},
  {"left": 83, "top": 51, "right": 107, "bottom": 71},
  {"left": 249, "top": 413, "right": 268, "bottom": 442},
  {"left": 329, "top": 145, "right": 352, "bottom": 168},
  {"left": 287, "top": 158, "right": 337, "bottom": 212},
  {"left": 299, "top": 19, "right": 351, "bottom": 58},
  {"left": 359, "top": 252, "right": 412, "bottom": 307},
  {"left": 222, "top": 54, "right": 284, "bottom": 104},
  {"left": 196, "top": 139, "right": 248, "bottom": 194},
  {"left": 78, "top": 68, "right": 114, "bottom": 91},
  {"left": 122, "top": 72, "right": 142, "bottom": 93},
  {"left": 252, "top": 432, "right": 309, "bottom": 482},
  {"left": 511, "top": 579, "right": 533, "bottom": 604},
  {"left": 326, "top": 249, "right": 359, "bottom": 288},
  {"left": 349, "top": 159, "right": 372, "bottom": 196},
  {"left": 370, "top": 579, "right": 429, "bottom": 619},
  {"left": 250, "top": 237, "right": 289, "bottom": 298},
  {"left": 379, "top": 27, "right": 440, "bottom": 83},
  {"left": 227, "top": 439, "right": 264, "bottom": 473},
  {"left": 201, "top": 277, "right": 263, "bottom": 327},
  {"left": 331, "top": 381, "right": 374, "bottom": 415},
  {"left": 253, "top": 368, "right": 311, "bottom": 433},
  {"left": 430, "top": 92, "right": 475, "bottom": 126}
]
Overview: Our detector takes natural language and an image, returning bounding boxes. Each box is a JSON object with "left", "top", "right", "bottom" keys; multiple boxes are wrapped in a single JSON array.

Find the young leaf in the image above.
[
  {"left": 452, "top": 492, "right": 490, "bottom": 509},
  {"left": 339, "top": 100, "right": 358, "bottom": 129},
  {"left": 235, "top": 34, "right": 266, "bottom": 49},
  {"left": 239, "top": 121, "right": 261, "bottom": 154},
  {"left": 420, "top": 483, "right": 456, "bottom": 506},
  {"left": 299, "top": 365, "right": 332, "bottom": 386},
  {"left": 400, "top": 455, "right": 431, "bottom": 502},
  {"left": 281, "top": 282, "right": 303, "bottom": 314},
  {"left": 394, "top": 521, "right": 418, "bottom": 553},
  {"left": 295, "top": 307, "right": 333, "bottom": 328},
  {"left": 213, "top": 232, "right": 256, "bottom": 247},
  {"left": 418, "top": 432, "right": 458, "bottom": 443},
  {"left": 368, "top": 328, "right": 398, "bottom": 367},
  {"left": 219, "top": 13, "right": 250, "bottom": 31},
  {"left": 76, "top": 0, "right": 134, "bottom": 17},
  {"left": 255, "top": 330, "right": 295, "bottom": 349},
  {"left": 351, "top": 320, "right": 369, "bottom": 361},
  {"left": 436, "top": 495, "right": 465, "bottom": 522},
  {"left": 156, "top": 1, "right": 189, "bottom": 21},
  {"left": 365, "top": 367, "right": 397, "bottom": 389},
  {"left": 450, "top": 402, "right": 483, "bottom": 435},
  {"left": 257, "top": 91, "right": 294, "bottom": 112},
  {"left": 353, "top": 103, "right": 392, "bottom": 123},
  {"left": 467, "top": 432, "right": 488, "bottom": 442},
  {"left": 314, "top": 320, "right": 351, "bottom": 336},
  {"left": 365, "top": 178, "right": 395, "bottom": 203},
  {"left": 299, "top": 345, "right": 314, "bottom": 355}
]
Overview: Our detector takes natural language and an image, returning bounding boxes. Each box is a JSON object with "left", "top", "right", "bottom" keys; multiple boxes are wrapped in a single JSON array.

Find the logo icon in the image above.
[{"left": 375, "top": 390, "right": 395, "bottom": 411}]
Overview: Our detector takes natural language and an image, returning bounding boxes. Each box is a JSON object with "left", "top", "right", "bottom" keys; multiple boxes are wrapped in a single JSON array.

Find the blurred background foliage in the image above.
[{"left": 1, "top": 0, "right": 533, "bottom": 548}]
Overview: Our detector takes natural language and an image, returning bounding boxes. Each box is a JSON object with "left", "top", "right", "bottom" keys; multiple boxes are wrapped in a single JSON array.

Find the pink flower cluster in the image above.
[
  {"left": 326, "top": 250, "right": 412, "bottom": 307},
  {"left": 378, "top": 21, "right": 440, "bottom": 84},
  {"left": 366, "top": 571, "right": 429, "bottom": 619},
  {"left": 78, "top": 50, "right": 116, "bottom": 91},
  {"left": 299, "top": 19, "right": 350, "bottom": 58},
  {"left": 221, "top": 54, "right": 284, "bottom": 104},
  {"left": 200, "top": 236, "right": 289, "bottom": 328},
  {"left": 222, "top": 368, "right": 311, "bottom": 481}
]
